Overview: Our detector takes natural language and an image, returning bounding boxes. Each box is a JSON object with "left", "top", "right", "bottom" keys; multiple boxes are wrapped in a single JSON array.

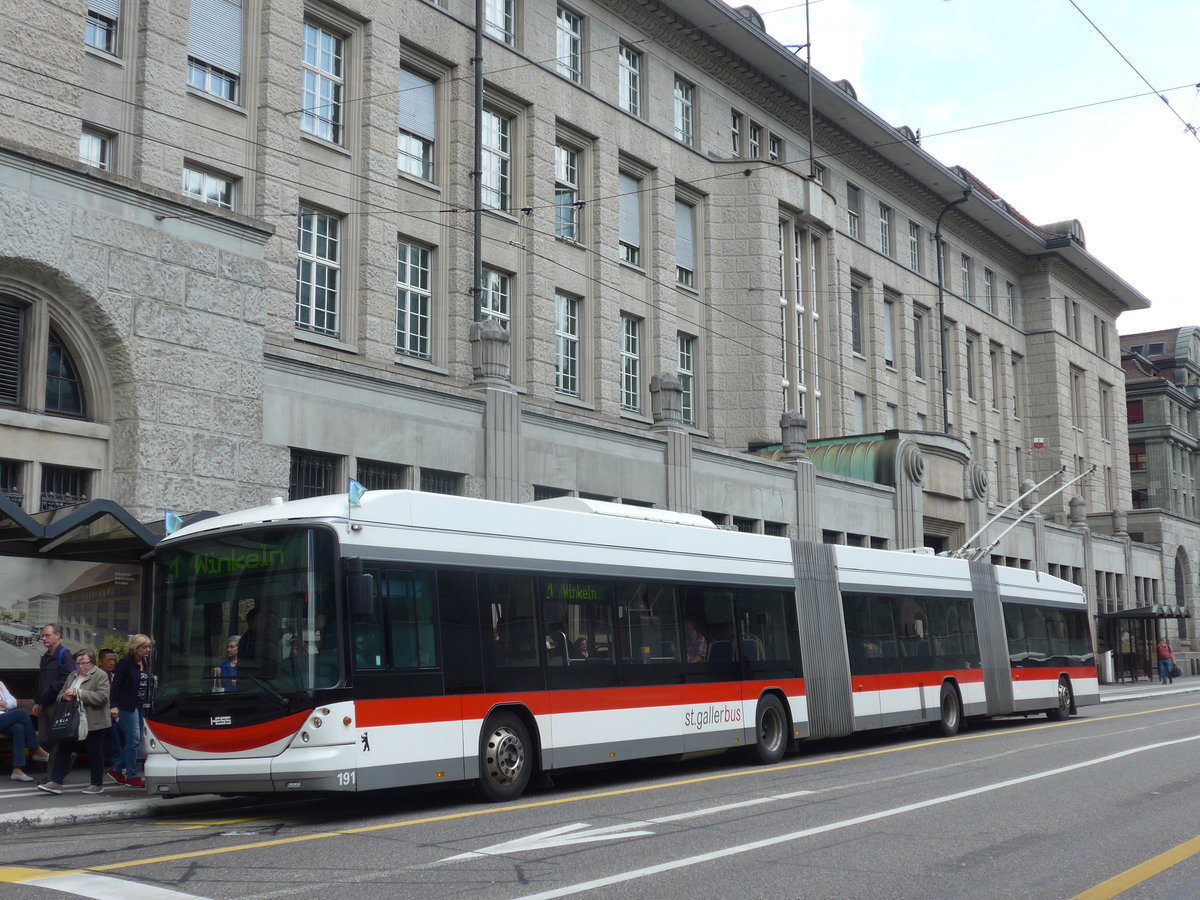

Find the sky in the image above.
[{"left": 751, "top": 0, "right": 1200, "bottom": 335}]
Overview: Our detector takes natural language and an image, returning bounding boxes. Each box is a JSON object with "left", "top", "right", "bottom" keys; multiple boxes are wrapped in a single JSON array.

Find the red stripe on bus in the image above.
[
  {"left": 356, "top": 680, "right": 808, "bottom": 727},
  {"left": 148, "top": 711, "right": 311, "bottom": 753},
  {"left": 851, "top": 669, "right": 984, "bottom": 693},
  {"left": 1010, "top": 666, "right": 1098, "bottom": 680}
]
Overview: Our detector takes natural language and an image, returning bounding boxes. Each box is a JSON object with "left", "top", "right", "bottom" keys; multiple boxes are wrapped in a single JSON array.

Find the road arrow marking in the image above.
[{"left": 443, "top": 822, "right": 654, "bottom": 860}]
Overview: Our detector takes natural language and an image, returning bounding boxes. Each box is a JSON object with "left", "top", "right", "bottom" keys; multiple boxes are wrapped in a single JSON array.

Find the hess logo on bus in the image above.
[{"left": 210, "top": 715, "right": 232, "bottom": 726}]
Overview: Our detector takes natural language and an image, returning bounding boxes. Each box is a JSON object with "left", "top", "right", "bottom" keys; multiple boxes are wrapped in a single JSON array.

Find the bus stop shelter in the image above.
[{"left": 1097, "top": 605, "right": 1191, "bottom": 683}]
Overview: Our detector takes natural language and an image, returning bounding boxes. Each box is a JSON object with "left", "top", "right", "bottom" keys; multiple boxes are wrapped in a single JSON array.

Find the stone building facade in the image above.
[{"left": 0, "top": 0, "right": 1188, "bottom": 653}]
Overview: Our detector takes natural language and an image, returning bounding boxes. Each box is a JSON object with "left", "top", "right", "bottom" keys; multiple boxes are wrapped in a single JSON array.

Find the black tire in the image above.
[
  {"left": 752, "top": 694, "right": 788, "bottom": 764},
  {"left": 478, "top": 710, "right": 533, "bottom": 802},
  {"left": 1046, "top": 677, "right": 1072, "bottom": 721},
  {"left": 938, "top": 683, "right": 962, "bottom": 737}
]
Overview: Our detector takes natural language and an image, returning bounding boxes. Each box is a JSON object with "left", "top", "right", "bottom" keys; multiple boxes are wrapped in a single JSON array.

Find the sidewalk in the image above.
[{"left": 3, "top": 678, "right": 1197, "bottom": 833}]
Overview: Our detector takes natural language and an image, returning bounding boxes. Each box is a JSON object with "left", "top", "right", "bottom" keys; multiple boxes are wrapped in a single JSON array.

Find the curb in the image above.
[{"left": 0, "top": 795, "right": 228, "bottom": 835}]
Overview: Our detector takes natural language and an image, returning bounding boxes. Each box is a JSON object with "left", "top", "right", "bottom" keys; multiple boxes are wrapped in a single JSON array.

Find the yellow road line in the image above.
[
  {"left": 1073, "top": 834, "right": 1200, "bottom": 899},
  {"left": 0, "top": 867, "right": 62, "bottom": 883},
  {"left": 26, "top": 700, "right": 1200, "bottom": 878}
]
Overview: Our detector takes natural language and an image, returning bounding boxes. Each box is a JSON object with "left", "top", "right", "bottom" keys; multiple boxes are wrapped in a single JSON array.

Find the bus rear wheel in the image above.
[
  {"left": 938, "top": 683, "right": 962, "bottom": 737},
  {"left": 751, "top": 695, "right": 788, "bottom": 764},
  {"left": 478, "top": 711, "right": 533, "bottom": 802},
  {"left": 1046, "top": 677, "right": 1073, "bottom": 721}
]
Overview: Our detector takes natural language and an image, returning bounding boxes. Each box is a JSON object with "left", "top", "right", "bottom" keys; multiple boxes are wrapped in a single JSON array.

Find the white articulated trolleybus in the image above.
[{"left": 144, "top": 490, "right": 1098, "bottom": 801}]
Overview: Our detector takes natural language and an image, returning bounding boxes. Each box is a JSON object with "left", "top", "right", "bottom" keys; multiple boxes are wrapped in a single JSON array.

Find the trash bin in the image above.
[{"left": 1100, "top": 649, "right": 1114, "bottom": 684}]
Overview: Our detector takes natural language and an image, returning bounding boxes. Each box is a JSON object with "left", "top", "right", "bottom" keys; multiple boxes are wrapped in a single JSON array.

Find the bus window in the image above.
[
  {"left": 896, "top": 596, "right": 930, "bottom": 669},
  {"left": 681, "top": 587, "right": 737, "bottom": 663},
  {"left": 482, "top": 574, "right": 539, "bottom": 667},
  {"left": 616, "top": 582, "right": 680, "bottom": 664},
  {"left": 1003, "top": 602, "right": 1027, "bottom": 663},
  {"left": 381, "top": 571, "right": 439, "bottom": 668},
  {"left": 353, "top": 574, "right": 385, "bottom": 669},
  {"left": 866, "top": 596, "right": 898, "bottom": 673},
  {"left": 540, "top": 577, "right": 614, "bottom": 665},
  {"left": 842, "top": 594, "right": 872, "bottom": 674},
  {"left": 732, "top": 589, "right": 790, "bottom": 662}
]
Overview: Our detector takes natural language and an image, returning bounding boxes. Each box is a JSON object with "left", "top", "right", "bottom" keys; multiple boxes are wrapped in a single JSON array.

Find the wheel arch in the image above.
[
  {"left": 479, "top": 702, "right": 544, "bottom": 769},
  {"left": 756, "top": 686, "right": 795, "bottom": 742}
]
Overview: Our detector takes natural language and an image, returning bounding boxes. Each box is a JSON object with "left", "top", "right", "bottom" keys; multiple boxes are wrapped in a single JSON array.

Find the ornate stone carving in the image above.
[
  {"left": 470, "top": 319, "right": 511, "bottom": 382},
  {"left": 968, "top": 461, "right": 989, "bottom": 501},
  {"left": 898, "top": 440, "right": 927, "bottom": 486},
  {"left": 779, "top": 410, "right": 807, "bottom": 460},
  {"left": 650, "top": 373, "right": 683, "bottom": 425}
]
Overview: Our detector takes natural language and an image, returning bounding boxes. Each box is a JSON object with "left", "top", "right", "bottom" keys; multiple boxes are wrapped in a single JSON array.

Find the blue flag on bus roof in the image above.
[
  {"left": 164, "top": 509, "right": 183, "bottom": 535},
  {"left": 348, "top": 478, "right": 367, "bottom": 508}
]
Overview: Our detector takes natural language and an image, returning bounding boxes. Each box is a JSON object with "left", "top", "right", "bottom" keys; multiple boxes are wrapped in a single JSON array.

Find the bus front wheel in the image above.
[
  {"left": 938, "top": 683, "right": 962, "bottom": 737},
  {"left": 1046, "top": 677, "right": 1073, "bottom": 721},
  {"left": 751, "top": 695, "right": 788, "bottom": 764},
  {"left": 478, "top": 711, "right": 533, "bottom": 802}
]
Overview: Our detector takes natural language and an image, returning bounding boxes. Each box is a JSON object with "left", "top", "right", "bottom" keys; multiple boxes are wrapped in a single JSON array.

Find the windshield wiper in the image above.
[{"left": 241, "top": 676, "right": 292, "bottom": 709}]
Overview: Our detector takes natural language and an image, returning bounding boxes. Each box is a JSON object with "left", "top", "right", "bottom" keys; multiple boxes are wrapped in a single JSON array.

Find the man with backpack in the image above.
[{"left": 30, "top": 624, "right": 75, "bottom": 753}]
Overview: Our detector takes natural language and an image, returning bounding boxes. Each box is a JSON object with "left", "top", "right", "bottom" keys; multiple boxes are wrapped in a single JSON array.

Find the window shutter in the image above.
[
  {"left": 619, "top": 173, "right": 640, "bottom": 248},
  {"left": 188, "top": 0, "right": 243, "bottom": 74},
  {"left": 0, "top": 300, "right": 23, "bottom": 406},
  {"left": 398, "top": 69, "right": 435, "bottom": 138},
  {"left": 675, "top": 200, "right": 695, "bottom": 271},
  {"left": 89, "top": 0, "right": 121, "bottom": 20}
]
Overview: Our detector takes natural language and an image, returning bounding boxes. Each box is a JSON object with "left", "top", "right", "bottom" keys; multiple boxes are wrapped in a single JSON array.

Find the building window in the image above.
[
  {"left": 356, "top": 459, "right": 407, "bottom": 491},
  {"left": 965, "top": 334, "right": 977, "bottom": 400},
  {"left": 1, "top": 297, "right": 88, "bottom": 417},
  {"left": 730, "top": 110, "right": 742, "bottom": 157},
  {"left": 618, "top": 44, "right": 641, "bottom": 116},
  {"left": 1011, "top": 354, "right": 1023, "bottom": 418},
  {"left": 289, "top": 449, "right": 336, "bottom": 499},
  {"left": 812, "top": 163, "right": 825, "bottom": 185},
  {"left": 748, "top": 122, "right": 761, "bottom": 158},
  {"left": 300, "top": 23, "right": 344, "bottom": 143},
  {"left": 555, "top": 7, "right": 582, "bottom": 83},
  {"left": 420, "top": 469, "right": 462, "bottom": 495},
  {"left": 983, "top": 269, "right": 995, "bottom": 315},
  {"left": 295, "top": 207, "right": 341, "bottom": 337},
  {"left": 484, "top": 0, "right": 514, "bottom": 44},
  {"left": 397, "top": 68, "right": 435, "bottom": 181},
  {"left": 769, "top": 135, "right": 782, "bottom": 161},
  {"left": 554, "top": 143, "right": 580, "bottom": 241},
  {"left": 1127, "top": 399, "right": 1144, "bottom": 423},
  {"left": 1006, "top": 281, "right": 1018, "bottom": 323},
  {"left": 182, "top": 166, "right": 234, "bottom": 210},
  {"left": 0, "top": 459, "right": 21, "bottom": 507},
  {"left": 849, "top": 284, "right": 863, "bottom": 355},
  {"left": 85, "top": 4, "right": 118, "bottom": 53},
  {"left": 673, "top": 76, "right": 693, "bottom": 145},
  {"left": 554, "top": 293, "right": 580, "bottom": 396},
  {"left": 40, "top": 466, "right": 89, "bottom": 510},
  {"left": 878, "top": 203, "right": 892, "bottom": 257},
  {"left": 187, "top": 59, "right": 239, "bottom": 102},
  {"left": 908, "top": 221, "right": 921, "bottom": 273},
  {"left": 187, "top": 0, "right": 242, "bottom": 101},
  {"left": 853, "top": 393, "right": 867, "bottom": 433},
  {"left": 675, "top": 199, "right": 696, "bottom": 287},
  {"left": 1070, "top": 366, "right": 1084, "bottom": 428},
  {"left": 960, "top": 254, "right": 972, "bottom": 302},
  {"left": 913, "top": 309, "right": 926, "bottom": 380},
  {"left": 882, "top": 297, "right": 895, "bottom": 367},
  {"left": 678, "top": 333, "right": 695, "bottom": 424},
  {"left": 396, "top": 239, "right": 431, "bottom": 359},
  {"left": 618, "top": 172, "right": 641, "bottom": 266},
  {"left": 481, "top": 109, "right": 511, "bottom": 212},
  {"left": 989, "top": 346, "right": 1001, "bottom": 411},
  {"left": 846, "top": 183, "right": 861, "bottom": 239},
  {"left": 620, "top": 314, "right": 641, "bottom": 411},
  {"left": 479, "top": 268, "right": 510, "bottom": 328},
  {"left": 1130, "top": 442, "right": 1147, "bottom": 472},
  {"left": 79, "top": 129, "right": 111, "bottom": 170},
  {"left": 1100, "top": 382, "right": 1112, "bottom": 440}
]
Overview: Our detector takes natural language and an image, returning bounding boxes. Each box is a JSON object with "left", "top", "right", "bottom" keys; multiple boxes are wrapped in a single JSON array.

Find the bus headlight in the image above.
[{"left": 311, "top": 716, "right": 323, "bottom": 728}]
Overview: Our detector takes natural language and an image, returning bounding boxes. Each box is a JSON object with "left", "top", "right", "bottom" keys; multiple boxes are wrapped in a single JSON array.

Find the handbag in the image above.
[
  {"left": 1171, "top": 662, "right": 1182, "bottom": 679},
  {"left": 48, "top": 700, "right": 80, "bottom": 742}
]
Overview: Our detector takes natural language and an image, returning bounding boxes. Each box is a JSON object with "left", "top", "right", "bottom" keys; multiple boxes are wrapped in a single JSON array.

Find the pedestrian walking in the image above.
[
  {"left": 110, "top": 634, "right": 153, "bottom": 788},
  {"left": 30, "top": 624, "right": 74, "bottom": 757},
  {"left": 37, "top": 649, "right": 111, "bottom": 795},
  {"left": 1157, "top": 637, "right": 1175, "bottom": 685}
]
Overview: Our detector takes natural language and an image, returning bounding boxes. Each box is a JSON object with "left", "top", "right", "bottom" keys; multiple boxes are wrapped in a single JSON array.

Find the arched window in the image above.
[
  {"left": 0, "top": 289, "right": 106, "bottom": 511},
  {"left": 0, "top": 294, "right": 88, "bottom": 417}
]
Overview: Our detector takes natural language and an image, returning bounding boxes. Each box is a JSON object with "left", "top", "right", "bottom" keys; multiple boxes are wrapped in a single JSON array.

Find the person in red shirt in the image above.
[{"left": 1156, "top": 638, "right": 1174, "bottom": 685}]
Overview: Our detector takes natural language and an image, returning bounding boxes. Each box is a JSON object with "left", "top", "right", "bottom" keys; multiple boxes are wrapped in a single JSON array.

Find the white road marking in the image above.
[
  {"left": 512, "top": 733, "right": 1200, "bottom": 899},
  {"left": 23, "top": 872, "right": 205, "bottom": 900}
]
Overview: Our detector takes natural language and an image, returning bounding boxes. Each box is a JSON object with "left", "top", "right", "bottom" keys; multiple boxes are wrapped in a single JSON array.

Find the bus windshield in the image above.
[{"left": 155, "top": 526, "right": 340, "bottom": 703}]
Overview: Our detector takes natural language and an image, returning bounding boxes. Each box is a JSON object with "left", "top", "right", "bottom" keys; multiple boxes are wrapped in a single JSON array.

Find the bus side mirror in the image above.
[{"left": 346, "top": 573, "right": 375, "bottom": 616}]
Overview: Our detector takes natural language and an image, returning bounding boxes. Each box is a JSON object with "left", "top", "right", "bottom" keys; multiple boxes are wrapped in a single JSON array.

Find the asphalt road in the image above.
[{"left": 3, "top": 695, "right": 1199, "bottom": 900}]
